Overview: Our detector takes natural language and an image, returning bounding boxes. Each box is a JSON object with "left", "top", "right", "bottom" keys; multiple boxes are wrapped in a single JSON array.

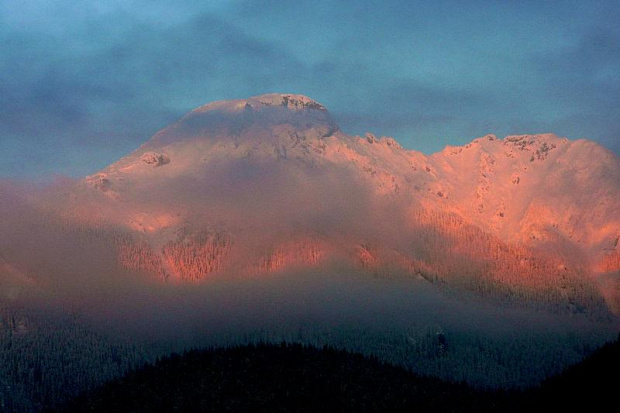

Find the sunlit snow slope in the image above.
[{"left": 53, "top": 93, "right": 619, "bottom": 312}]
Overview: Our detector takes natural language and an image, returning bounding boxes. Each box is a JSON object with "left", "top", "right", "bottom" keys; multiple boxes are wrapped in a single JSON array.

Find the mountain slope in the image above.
[
  {"left": 58, "top": 343, "right": 501, "bottom": 413},
  {"left": 59, "top": 337, "right": 620, "bottom": 413},
  {"left": 30, "top": 93, "right": 620, "bottom": 313}
]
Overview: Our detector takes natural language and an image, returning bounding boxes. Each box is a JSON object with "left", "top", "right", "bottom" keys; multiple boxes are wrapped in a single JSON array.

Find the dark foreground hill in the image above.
[
  {"left": 520, "top": 333, "right": 620, "bottom": 411},
  {"left": 55, "top": 337, "right": 620, "bottom": 413},
  {"left": 57, "top": 343, "right": 499, "bottom": 413}
]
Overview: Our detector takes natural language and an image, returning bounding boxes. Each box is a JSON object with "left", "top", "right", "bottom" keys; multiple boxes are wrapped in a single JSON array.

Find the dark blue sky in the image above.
[{"left": 1, "top": 0, "right": 619, "bottom": 179}]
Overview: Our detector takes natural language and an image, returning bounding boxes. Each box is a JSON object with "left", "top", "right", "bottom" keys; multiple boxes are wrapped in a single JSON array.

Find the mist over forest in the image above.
[
  {"left": 2, "top": 1, "right": 620, "bottom": 411},
  {"left": 1, "top": 171, "right": 618, "bottom": 411},
  {"left": 1, "top": 95, "right": 619, "bottom": 413}
]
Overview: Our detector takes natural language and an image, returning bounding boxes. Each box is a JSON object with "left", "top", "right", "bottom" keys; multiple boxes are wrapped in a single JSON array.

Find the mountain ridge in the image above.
[{"left": 34, "top": 93, "right": 620, "bottom": 314}]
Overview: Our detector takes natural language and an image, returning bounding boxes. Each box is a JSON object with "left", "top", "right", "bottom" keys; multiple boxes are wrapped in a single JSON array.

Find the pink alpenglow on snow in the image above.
[{"left": 2, "top": 94, "right": 619, "bottom": 314}]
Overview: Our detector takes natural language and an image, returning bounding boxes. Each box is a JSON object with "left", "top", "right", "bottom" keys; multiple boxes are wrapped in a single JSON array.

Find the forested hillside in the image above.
[{"left": 58, "top": 337, "right": 620, "bottom": 413}]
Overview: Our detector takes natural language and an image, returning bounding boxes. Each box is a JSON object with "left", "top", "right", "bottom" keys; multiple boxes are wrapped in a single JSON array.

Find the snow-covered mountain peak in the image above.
[
  {"left": 192, "top": 93, "right": 327, "bottom": 114},
  {"left": 69, "top": 94, "right": 620, "bottom": 310},
  {"left": 254, "top": 93, "right": 327, "bottom": 111},
  {"left": 140, "top": 94, "right": 338, "bottom": 150}
]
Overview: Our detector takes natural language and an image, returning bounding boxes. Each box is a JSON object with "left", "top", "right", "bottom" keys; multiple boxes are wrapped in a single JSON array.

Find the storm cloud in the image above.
[{"left": 1, "top": 0, "right": 619, "bottom": 179}]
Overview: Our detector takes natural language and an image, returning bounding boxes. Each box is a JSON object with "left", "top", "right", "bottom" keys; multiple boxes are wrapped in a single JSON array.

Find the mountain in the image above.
[
  {"left": 1, "top": 93, "right": 619, "bottom": 412},
  {"left": 35, "top": 93, "right": 620, "bottom": 313}
]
